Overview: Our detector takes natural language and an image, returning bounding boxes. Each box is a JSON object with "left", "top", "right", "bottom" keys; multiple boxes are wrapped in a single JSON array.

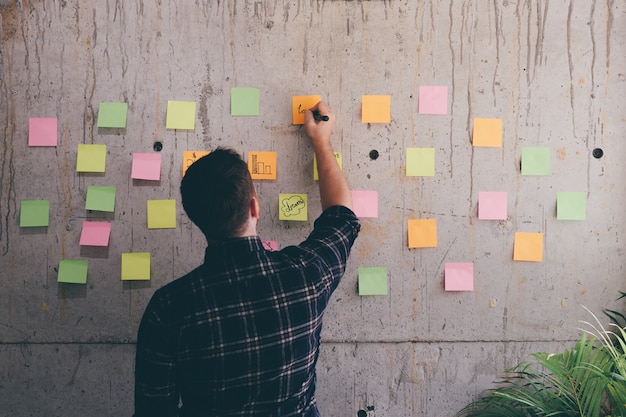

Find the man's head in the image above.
[{"left": 181, "top": 148, "right": 258, "bottom": 240}]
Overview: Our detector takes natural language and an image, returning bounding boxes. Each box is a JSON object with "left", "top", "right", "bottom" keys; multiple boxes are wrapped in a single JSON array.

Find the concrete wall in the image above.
[{"left": 1, "top": 1, "right": 624, "bottom": 416}]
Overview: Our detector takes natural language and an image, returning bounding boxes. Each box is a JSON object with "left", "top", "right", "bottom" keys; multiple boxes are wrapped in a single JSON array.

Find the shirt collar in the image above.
[{"left": 203, "top": 236, "right": 265, "bottom": 263}]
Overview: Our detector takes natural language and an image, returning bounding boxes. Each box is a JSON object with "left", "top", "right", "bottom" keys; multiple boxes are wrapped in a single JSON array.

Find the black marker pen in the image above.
[{"left": 312, "top": 110, "right": 329, "bottom": 122}]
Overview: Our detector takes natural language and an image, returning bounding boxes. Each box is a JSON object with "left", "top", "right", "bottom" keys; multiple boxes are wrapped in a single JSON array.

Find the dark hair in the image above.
[{"left": 180, "top": 148, "right": 255, "bottom": 240}]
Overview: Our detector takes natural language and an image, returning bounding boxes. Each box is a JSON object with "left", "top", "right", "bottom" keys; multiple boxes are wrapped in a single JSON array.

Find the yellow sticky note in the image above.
[
  {"left": 121, "top": 252, "right": 150, "bottom": 281},
  {"left": 472, "top": 118, "right": 502, "bottom": 147},
  {"left": 408, "top": 218, "right": 438, "bottom": 248},
  {"left": 76, "top": 144, "right": 107, "bottom": 172},
  {"left": 406, "top": 148, "right": 435, "bottom": 177},
  {"left": 292, "top": 95, "right": 321, "bottom": 125},
  {"left": 279, "top": 194, "right": 308, "bottom": 221},
  {"left": 166, "top": 101, "right": 196, "bottom": 130},
  {"left": 362, "top": 95, "right": 391, "bottom": 123},
  {"left": 248, "top": 151, "right": 277, "bottom": 180},
  {"left": 313, "top": 152, "right": 342, "bottom": 180},
  {"left": 147, "top": 199, "right": 177, "bottom": 229},
  {"left": 182, "top": 150, "right": 210, "bottom": 176},
  {"left": 513, "top": 232, "right": 544, "bottom": 262}
]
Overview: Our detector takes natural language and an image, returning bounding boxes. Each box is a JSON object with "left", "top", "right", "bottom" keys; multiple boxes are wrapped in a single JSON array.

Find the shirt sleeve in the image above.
[{"left": 134, "top": 291, "right": 180, "bottom": 417}]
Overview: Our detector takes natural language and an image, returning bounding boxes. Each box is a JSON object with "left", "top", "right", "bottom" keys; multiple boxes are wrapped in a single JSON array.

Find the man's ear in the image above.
[{"left": 250, "top": 196, "right": 261, "bottom": 220}]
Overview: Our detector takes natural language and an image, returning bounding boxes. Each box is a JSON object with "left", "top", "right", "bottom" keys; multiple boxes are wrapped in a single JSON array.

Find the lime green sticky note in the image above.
[
  {"left": 85, "top": 186, "right": 116, "bottom": 212},
  {"left": 557, "top": 192, "right": 586, "bottom": 220},
  {"left": 20, "top": 200, "right": 49, "bottom": 227},
  {"left": 76, "top": 144, "right": 107, "bottom": 172},
  {"left": 121, "top": 252, "right": 151, "bottom": 281},
  {"left": 166, "top": 101, "right": 196, "bottom": 130},
  {"left": 279, "top": 194, "right": 308, "bottom": 221},
  {"left": 313, "top": 152, "right": 342, "bottom": 180},
  {"left": 358, "top": 267, "right": 388, "bottom": 296},
  {"left": 97, "top": 102, "right": 128, "bottom": 128},
  {"left": 521, "top": 147, "right": 550, "bottom": 175},
  {"left": 57, "top": 260, "right": 88, "bottom": 284},
  {"left": 406, "top": 148, "right": 435, "bottom": 176},
  {"left": 231, "top": 87, "right": 260, "bottom": 116},
  {"left": 147, "top": 199, "right": 177, "bottom": 229}
]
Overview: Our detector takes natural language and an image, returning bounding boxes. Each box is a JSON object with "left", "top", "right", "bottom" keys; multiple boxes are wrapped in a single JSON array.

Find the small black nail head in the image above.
[
  {"left": 592, "top": 148, "right": 603, "bottom": 159},
  {"left": 153, "top": 141, "right": 163, "bottom": 152},
  {"left": 369, "top": 150, "right": 379, "bottom": 160}
]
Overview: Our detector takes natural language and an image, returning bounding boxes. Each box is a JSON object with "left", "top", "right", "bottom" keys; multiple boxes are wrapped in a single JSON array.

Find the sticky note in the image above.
[
  {"left": 513, "top": 232, "right": 544, "bottom": 262},
  {"left": 183, "top": 150, "right": 210, "bottom": 176},
  {"left": 521, "top": 147, "right": 551, "bottom": 175},
  {"left": 97, "top": 102, "right": 128, "bottom": 128},
  {"left": 231, "top": 87, "right": 260, "bottom": 116},
  {"left": 472, "top": 118, "right": 502, "bottom": 147},
  {"left": 351, "top": 190, "right": 378, "bottom": 218},
  {"left": 557, "top": 192, "right": 586, "bottom": 220},
  {"left": 408, "top": 218, "right": 437, "bottom": 248},
  {"left": 406, "top": 148, "right": 435, "bottom": 177},
  {"left": 418, "top": 86, "right": 448, "bottom": 115},
  {"left": 313, "top": 152, "right": 342, "bottom": 180},
  {"left": 121, "top": 252, "right": 150, "bottom": 281},
  {"left": 262, "top": 240, "right": 278, "bottom": 252},
  {"left": 85, "top": 186, "right": 116, "bottom": 212},
  {"left": 362, "top": 95, "right": 391, "bottom": 123},
  {"left": 292, "top": 95, "right": 321, "bottom": 125},
  {"left": 445, "top": 262, "right": 474, "bottom": 291},
  {"left": 76, "top": 144, "right": 107, "bottom": 172},
  {"left": 248, "top": 151, "right": 277, "bottom": 180},
  {"left": 279, "top": 194, "right": 308, "bottom": 221},
  {"left": 57, "top": 260, "right": 88, "bottom": 284},
  {"left": 478, "top": 191, "right": 508, "bottom": 220},
  {"left": 20, "top": 200, "right": 49, "bottom": 227},
  {"left": 28, "top": 118, "right": 57, "bottom": 146},
  {"left": 166, "top": 100, "right": 196, "bottom": 130},
  {"left": 131, "top": 153, "right": 162, "bottom": 181},
  {"left": 79, "top": 221, "right": 111, "bottom": 246},
  {"left": 358, "top": 267, "right": 388, "bottom": 296},
  {"left": 147, "top": 200, "right": 177, "bottom": 229}
]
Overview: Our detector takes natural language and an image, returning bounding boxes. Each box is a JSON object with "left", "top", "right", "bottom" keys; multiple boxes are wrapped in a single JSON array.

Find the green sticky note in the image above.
[
  {"left": 557, "top": 192, "right": 586, "bottom": 220},
  {"left": 279, "top": 194, "right": 308, "bottom": 221},
  {"left": 166, "top": 100, "right": 196, "bottom": 130},
  {"left": 521, "top": 147, "right": 550, "bottom": 175},
  {"left": 20, "top": 200, "right": 49, "bottom": 227},
  {"left": 85, "top": 186, "right": 116, "bottom": 212},
  {"left": 231, "top": 87, "right": 260, "bottom": 116},
  {"left": 406, "top": 148, "right": 435, "bottom": 176},
  {"left": 57, "top": 260, "right": 88, "bottom": 284},
  {"left": 147, "top": 200, "right": 177, "bottom": 229},
  {"left": 121, "top": 252, "right": 151, "bottom": 281},
  {"left": 76, "top": 144, "right": 107, "bottom": 172},
  {"left": 97, "top": 102, "right": 128, "bottom": 128},
  {"left": 358, "top": 267, "right": 388, "bottom": 296}
]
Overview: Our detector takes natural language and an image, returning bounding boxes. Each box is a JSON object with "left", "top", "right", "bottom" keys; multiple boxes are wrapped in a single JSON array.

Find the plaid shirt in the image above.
[{"left": 134, "top": 206, "right": 360, "bottom": 417}]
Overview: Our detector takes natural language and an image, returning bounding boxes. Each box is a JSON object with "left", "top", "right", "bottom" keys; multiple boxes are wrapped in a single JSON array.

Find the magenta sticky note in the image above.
[
  {"left": 262, "top": 240, "right": 278, "bottom": 252},
  {"left": 478, "top": 191, "right": 508, "bottom": 220},
  {"left": 444, "top": 262, "right": 474, "bottom": 291},
  {"left": 131, "top": 153, "right": 161, "bottom": 181},
  {"left": 29, "top": 118, "right": 58, "bottom": 146},
  {"left": 418, "top": 86, "right": 448, "bottom": 115},
  {"left": 79, "top": 221, "right": 112, "bottom": 247},
  {"left": 351, "top": 190, "right": 378, "bottom": 218}
]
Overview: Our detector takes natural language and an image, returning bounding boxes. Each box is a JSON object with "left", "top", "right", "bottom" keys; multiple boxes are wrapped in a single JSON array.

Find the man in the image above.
[{"left": 134, "top": 101, "right": 360, "bottom": 416}]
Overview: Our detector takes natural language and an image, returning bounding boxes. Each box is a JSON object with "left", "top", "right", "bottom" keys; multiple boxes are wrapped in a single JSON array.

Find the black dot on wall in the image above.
[
  {"left": 153, "top": 141, "right": 163, "bottom": 152},
  {"left": 369, "top": 150, "right": 379, "bottom": 160},
  {"left": 357, "top": 411, "right": 367, "bottom": 417},
  {"left": 592, "top": 148, "right": 603, "bottom": 159}
]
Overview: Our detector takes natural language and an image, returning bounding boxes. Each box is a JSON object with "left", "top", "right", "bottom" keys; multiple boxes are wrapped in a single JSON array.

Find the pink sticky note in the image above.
[
  {"left": 351, "top": 190, "right": 378, "bottom": 218},
  {"left": 79, "top": 221, "right": 112, "bottom": 247},
  {"left": 131, "top": 153, "right": 161, "bottom": 181},
  {"left": 418, "top": 86, "right": 448, "bottom": 115},
  {"left": 262, "top": 240, "right": 278, "bottom": 251},
  {"left": 445, "top": 262, "right": 474, "bottom": 291},
  {"left": 29, "top": 118, "right": 58, "bottom": 146},
  {"left": 478, "top": 191, "right": 508, "bottom": 220}
]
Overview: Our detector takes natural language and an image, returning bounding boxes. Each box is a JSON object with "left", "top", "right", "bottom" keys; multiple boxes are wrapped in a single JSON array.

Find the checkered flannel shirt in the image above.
[{"left": 134, "top": 205, "right": 360, "bottom": 417}]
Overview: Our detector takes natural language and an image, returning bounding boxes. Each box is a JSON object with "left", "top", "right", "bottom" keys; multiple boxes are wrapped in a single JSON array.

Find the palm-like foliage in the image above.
[{"left": 456, "top": 307, "right": 626, "bottom": 417}]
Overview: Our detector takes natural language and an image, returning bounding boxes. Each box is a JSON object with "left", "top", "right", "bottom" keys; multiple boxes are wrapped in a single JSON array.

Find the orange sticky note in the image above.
[
  {"left": 292, "top": 95, "right": 321, "bottom": 125},
  {"left": 362, "top": 95, "right": 391, "bottom": 123},
  {"left": 248, "top": 151, "right": 277, "bottom": 180},
  {"left": 472, "top": 118, "right": 502, "bottom": 147},
  {"left": 407, "top": 218, "right": 437, "bottom": 248},
  {"left": 182, "top": 150, "right": 210, "bottom": 176},
  {"left": 513, "top": 232, "right": 544, "bottom": 262}
]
